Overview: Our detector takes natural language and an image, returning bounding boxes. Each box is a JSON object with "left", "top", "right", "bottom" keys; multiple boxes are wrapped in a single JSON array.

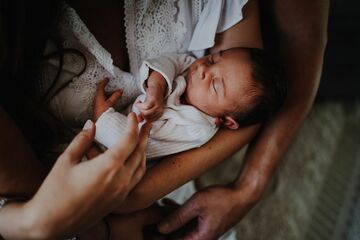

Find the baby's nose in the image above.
[{"left": 198, "top": 65, "right": 208, "bottom": 80}]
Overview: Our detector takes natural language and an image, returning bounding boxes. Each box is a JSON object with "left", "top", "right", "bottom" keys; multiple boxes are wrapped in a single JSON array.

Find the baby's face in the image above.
[{"left": 184, "top": 49, "right": 253, "bottom": 117}]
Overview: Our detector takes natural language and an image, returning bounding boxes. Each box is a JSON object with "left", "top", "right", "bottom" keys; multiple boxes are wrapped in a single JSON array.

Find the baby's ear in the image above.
[{"left": 215, "top": 116, "right": 239, "bottom": 130}]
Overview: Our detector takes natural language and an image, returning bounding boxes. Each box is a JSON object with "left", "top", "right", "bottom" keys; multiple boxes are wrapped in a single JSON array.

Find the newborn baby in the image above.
[{"left": 94, "top": 47, "right": 286, "bottom": 159}]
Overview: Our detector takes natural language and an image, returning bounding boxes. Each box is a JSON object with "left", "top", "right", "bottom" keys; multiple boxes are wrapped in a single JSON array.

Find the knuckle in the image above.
[
  {"left": 78, "top": 130, "right": 92, "bottom": 140},
  {"left": 172, "top": 213, "right": 185, "bottom": 227},
  {"left": 104, "top": 154, "right": 123, "bottom": 170}
]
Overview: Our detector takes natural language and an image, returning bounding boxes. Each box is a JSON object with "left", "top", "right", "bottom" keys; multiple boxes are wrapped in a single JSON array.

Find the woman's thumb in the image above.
[{"left": 63, "top": 120, "right": 96, "bottom": 164}]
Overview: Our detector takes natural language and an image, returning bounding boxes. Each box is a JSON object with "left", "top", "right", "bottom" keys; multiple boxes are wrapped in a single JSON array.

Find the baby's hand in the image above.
[
  {"left": 93, "top": 78, "right": 123, "bottom": 121},
  {"left": 136, "top": 71, "right": 167, "bottom": 122},
  {"left": 135, "top": 95, "right": 164, "bottom": 122}
]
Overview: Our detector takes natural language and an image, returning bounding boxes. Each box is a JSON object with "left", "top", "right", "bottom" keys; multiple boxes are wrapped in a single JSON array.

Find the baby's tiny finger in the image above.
[
  {"left": 136, "top": 101, "right": 153, "bottom": 110},
  {"left": 137, "top": 113, "right": 144, "bottom": 122}
]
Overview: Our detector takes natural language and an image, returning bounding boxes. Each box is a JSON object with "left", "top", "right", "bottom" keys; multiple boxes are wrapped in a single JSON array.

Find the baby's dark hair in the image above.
[{"left": 230, "top": 47, "right": 287, "bottom": 127}]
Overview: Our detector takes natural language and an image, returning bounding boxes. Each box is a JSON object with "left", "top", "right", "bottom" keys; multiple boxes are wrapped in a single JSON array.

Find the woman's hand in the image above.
[{"left": 0, "top": 113, "right": 151, "bottom": 239}]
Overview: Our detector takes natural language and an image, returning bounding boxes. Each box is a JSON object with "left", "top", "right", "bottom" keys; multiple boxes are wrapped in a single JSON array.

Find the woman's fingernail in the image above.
[{"left": 83, "top": 120, "right": 93, "bottom": 130}]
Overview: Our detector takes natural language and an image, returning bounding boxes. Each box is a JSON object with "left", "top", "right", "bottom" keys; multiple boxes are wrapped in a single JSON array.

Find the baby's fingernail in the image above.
[{"left": 83, "top": 119, "right": 93, "bottom": 130}]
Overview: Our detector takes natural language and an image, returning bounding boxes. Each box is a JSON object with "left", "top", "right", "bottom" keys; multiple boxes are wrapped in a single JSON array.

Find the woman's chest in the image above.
[{"left": 72, "top": 1, "right": 129, "bottom": 71}]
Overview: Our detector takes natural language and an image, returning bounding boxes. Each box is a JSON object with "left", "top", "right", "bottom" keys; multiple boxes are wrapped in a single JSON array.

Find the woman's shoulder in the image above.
[{"left": 188, "top": 0, "right": 249, "bottom": 56}]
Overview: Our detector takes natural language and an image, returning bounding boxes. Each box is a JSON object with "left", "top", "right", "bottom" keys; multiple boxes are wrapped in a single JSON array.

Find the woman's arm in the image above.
[
  {"left": 158, "top": 0, "right": 330, "bottom": 239},
  {"left": 0, "top": 112, "right": 151, "bottom": 239},
  {"left": 114, "top": 0, "right": 263, "bottom": 213}
]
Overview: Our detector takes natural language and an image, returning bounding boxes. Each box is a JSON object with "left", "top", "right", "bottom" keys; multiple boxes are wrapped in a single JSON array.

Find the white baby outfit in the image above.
[{"left": 95, "top": 54, "right": 219, "bottom": 159}]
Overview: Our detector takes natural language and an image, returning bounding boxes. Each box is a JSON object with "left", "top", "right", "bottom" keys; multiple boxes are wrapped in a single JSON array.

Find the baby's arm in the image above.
[
  {"left": 136, "top": 54, "right": 195, "bottom": 122},
  {"left": 135, "top": 71, "right": 167, "bottom": 122}
]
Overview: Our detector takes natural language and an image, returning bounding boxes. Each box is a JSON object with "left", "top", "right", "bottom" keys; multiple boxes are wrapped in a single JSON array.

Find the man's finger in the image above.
[
  {"left": 182, "top": 228, "right": 203, "bottom": 240},
  {"left": 64, "top": 120, "right": 95, "bottom": 163},
  {"left": 158, "top": 200, "right": 199, "bottom": 234}
]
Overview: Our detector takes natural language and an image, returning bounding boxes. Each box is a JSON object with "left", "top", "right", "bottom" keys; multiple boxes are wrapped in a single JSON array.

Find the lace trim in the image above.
[
  {"left": 40, "top": 3, "right": 140, "bottom": 124},
  {"left": 60, "top": 3, "right": 115, "bottom": 76},
  {"left": 191, "top": 0, "right": 202, "bottom": 26},
  {"left": 124, "top": 0, "right": 187, "bottom": 80}
]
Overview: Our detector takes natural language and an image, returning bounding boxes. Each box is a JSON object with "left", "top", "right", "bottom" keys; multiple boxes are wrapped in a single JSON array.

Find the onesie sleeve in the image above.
[
  {"left": 188, "top": 0, "right": 248, "bottom": 57},
  {"left": 138, "top": 54, "right": 196, "bottom": 98},
  {"left": 146, "top": 119, "right": 218, "bottom": 159},
  {"left": 94, "top": 108, "right": 128, "bottom": 149}
]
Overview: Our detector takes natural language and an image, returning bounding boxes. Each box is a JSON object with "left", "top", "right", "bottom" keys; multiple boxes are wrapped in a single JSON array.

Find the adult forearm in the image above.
[
  {"left": 114, "top": 124, "right": 260, "bottom": 213},
  {"left": 0, "top": 202, "right": 43, "bottom": 239},
  {"left": 233, "top": 99, "right": 318, "bottom": 201},
  {"left": 233, "top": 0, "right": 329, "bottom": 201},
  {"left": 0, "top": 107, "right": 47, "bottom": 198}
]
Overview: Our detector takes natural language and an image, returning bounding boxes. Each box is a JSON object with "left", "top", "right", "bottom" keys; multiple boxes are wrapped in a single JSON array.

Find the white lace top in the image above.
[{"left": 38, "top": 0, "right": 248, "bottom": 128}]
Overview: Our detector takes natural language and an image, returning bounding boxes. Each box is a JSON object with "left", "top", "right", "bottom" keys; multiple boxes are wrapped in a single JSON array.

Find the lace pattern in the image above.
[
  {"left": 40, "top": 0, "right": 217, "bottom": 126},
  {"left": 124, "top": 0, "right": 188, "bottom": 79},
  {"left": 60, "top": 4, "right": 115, "bottom": 75},
  {"left": 39, "top": 3, "right": 140, "bottom": 125}
]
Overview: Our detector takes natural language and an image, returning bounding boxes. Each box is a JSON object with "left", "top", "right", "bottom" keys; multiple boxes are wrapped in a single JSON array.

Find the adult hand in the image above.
[
  {"left": 158, "top": 185, "right": 258, "bottom": 240},
  {"left": 78, "top": 204, "right": 167, "bottom": 240},
  {"left": 106, "top": 204, "right": 168, "bottom": 240},
  {"left": 0, "top": 113, "right": 151, "bottom": 239}
]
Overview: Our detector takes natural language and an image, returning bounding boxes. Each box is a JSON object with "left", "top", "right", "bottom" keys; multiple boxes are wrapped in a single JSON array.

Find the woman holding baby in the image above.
[{"left": 0, "top": 0, "right": 328, "bottom": 239}]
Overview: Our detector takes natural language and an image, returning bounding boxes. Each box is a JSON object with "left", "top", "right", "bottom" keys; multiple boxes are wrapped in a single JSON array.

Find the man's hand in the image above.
[
  {"left": 108, "top": 204, "right": 168, "bottom": 240},
  {"left": 158, "top": 186, "right": 257, "bottom": 240},
  {"left": 93, "top": 78, "right": 123, "bottom": 121},
  {"left": 136, "top": 71, "right": 167, "bottom": 122}
]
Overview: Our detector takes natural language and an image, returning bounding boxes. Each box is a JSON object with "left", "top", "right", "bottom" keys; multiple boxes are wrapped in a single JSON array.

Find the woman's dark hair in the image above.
[
  {"left": 231, "top": 47, "right": 287, "bottom": 126},
  {"left": 0, "top": 0, "right": 85, "bottom": 157}
]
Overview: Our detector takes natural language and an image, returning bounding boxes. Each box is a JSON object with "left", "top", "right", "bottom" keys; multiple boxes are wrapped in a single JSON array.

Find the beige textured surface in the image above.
[{"left": 198, "top": 101, "right": 360, "bottom": 240}]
